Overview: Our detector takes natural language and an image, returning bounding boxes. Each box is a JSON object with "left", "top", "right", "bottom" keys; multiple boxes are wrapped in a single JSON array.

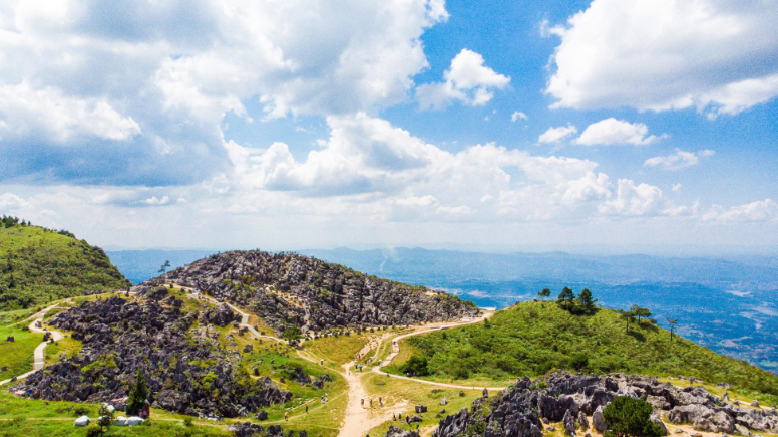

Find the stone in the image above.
[
  {"left": 751, "top": 400, "right": 760, "bottom": 407},
  {"left": 384, "top": 424, "right": 420, "bottom": 437},
  {"left": 564, "top": 409, "right": 577, "bottom": 435},
  {"left": 650, "top": 413, "right": 669, "bottom": 436},
  {"left": 255, "top": 411, "right": 268, "bottom": 420},
  {"left": 593, "top": 406, "right": 607, "bottom": 433},
  {"left": 415, "top": 405, "right": 428, "bottom": 414},
  {"left": 577, "top": 411, "right": 590, "bottom": 430}
]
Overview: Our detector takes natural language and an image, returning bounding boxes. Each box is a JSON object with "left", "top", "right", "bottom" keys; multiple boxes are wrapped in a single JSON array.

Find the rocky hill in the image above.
[
  {"left": 14, "top": 290, "right": 292, "bottom": 418},
  {"left": 0, "top": 217, "right": 129, "bottom": 309},
  {"left": 146, "top": 250, "right": 479, "bottom": 334},
  {"left": 434, "top": 372, "right": 778, "bottom": 437}
]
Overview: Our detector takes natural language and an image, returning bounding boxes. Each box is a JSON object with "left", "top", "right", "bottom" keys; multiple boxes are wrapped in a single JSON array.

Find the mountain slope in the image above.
[
  {"left": 399, "top": 300, "right": 778, "bottom": 403},
  {"left": 148, "top": 250, "right": 479, "bottom": 334},
  {"left": 0, "top": 218, "right": 129, "bottom": 309}
]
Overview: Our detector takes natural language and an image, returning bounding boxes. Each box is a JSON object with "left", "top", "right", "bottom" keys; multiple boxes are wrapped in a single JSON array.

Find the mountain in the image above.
[
  {"left": 0, "top": 217, "right": 129, "bottom": 309},
  {"left": 106, "top": 249, "right": 216, "bottom": 284},
  {"left": 145, "top": 250, "right": 479, "bottom": 334}
]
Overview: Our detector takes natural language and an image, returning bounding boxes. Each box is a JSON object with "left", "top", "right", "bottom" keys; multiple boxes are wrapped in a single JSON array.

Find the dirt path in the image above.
[
  {"left": 186, "top": 291, "right": 289, "bottom": 345},
  {"left": 338, "top": 340, "right": 408, "bottom": 437},
  {"left": 0, "top": 304, "right": 64, "bottom": 386},
  {"left": 372, "top": 311, "right": 506, "bottom": 391}
]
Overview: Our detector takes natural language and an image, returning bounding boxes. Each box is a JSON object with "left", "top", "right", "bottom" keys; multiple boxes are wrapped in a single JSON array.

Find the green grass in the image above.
[
  {"left": 0, "top": 323, "right": 42, "bottom": 380},
  {"left": 303, "top": 332, "right": 372, "bottom": 366},
  {"left": 0, "top": 223, "right": 130, "bottom": 310},
  {"left": 394, "top": 300, "right": 778, "bottom": 405}
]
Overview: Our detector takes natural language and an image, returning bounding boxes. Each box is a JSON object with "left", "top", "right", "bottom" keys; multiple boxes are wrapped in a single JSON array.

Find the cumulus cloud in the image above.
[
  {"left": 0, "top": 0, "right": 449, "bottom": 185},
  {"left": 704, "top": 199, "right": 778, "bottom": 222},
  {"left": 545, "top": 0, "right": 778, "bottom": 117},
  {"left": 574, "top": 119, "right": 665, "bottom": 146},
  {"left": 511, "top": 111, "right": 528, "bottom": 122},
  {"left": 416, "top": 49, "right": 510, "bottom": 109},
  {"left": 538, "top": 124, "right": 577, "bottom": 144},
  {"left": 0, "top": 193, "right": 27, "bottom": 209},
  {"left": 644, "top": 149, "right": 715, "bottom": 171},
  {"left": 600, "top": 179, "right": 664, "bottom": 216}
]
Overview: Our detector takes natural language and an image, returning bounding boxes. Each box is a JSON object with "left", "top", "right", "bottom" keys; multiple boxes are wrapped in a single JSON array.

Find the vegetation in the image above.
[
  {"left": 127, "top": 369, "right": 149, "bottom": 415},
  {"left": 603, "top": 396, "right": 664, "bottom": 437},
  {"left": 0, "top": 218, "right": 129, "bottom": 309},
  {"left": 396, "top": 300, "right": 778, "bottom": 403},
  {"left": 0, "top": 322, "right": 42, "bottom": 379},
  {"left": 398, "top": 355, "right": 430, "bottom": 377}
]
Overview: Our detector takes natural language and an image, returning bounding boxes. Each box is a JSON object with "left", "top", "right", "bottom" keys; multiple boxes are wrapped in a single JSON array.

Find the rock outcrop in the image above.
[
  {"left": 432, "top": 372, "right": 778, "bottom": 437},
  {"left": 13, "top": 294, "right": 291, "bottom": 418},
  {"left": 147, "top": 250, "right": 479, "bottom": 333}
]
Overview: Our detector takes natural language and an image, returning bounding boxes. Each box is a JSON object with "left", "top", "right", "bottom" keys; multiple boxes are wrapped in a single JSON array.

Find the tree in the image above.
[
  {"left": 631, "top": 305, "right": 652, "bottom": 324},
  {"left": 158, "top": 260, "right": 171, "bottom": 275},
  {"left": 127, "top": 368, "right": 149, "bottom": 416},
  {"left": 538, "top": 288, "right": 551, "bottom": 301},
  {"left": 577, "top": 288, "right": 598, "bottom": 313},
  {"left": 399, "top": 355, "right": 430, "bottom": 377},
  {"left": 617, "top": 309, "right": 636, "bottom": 332},
  {"left": 666, "top": 318, "right": 678, "bottom": 343},
  {"left": 603, "top": 396, "right": 665, "bottom": 437},
  {"left": 97, "top": 403, "right": 114, "bottom": 436},
  {"left": 557, "top": 287, "right": 575, "bottom": 310}
]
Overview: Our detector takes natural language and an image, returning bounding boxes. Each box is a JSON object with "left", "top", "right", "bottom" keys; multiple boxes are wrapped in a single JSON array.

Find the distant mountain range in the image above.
[{"left": 106, "top": 247, "right": 778, "bottom": 374}]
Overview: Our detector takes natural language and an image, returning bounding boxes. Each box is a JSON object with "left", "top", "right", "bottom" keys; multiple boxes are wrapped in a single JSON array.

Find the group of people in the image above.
[{"left": 360, "top": 396, "right": 383, "bottom": 408}]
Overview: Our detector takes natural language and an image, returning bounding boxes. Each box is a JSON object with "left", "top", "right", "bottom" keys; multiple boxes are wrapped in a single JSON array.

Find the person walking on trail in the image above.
[
  {"left": 320, "top": 359, "right": 323, "bottom": 365},
  {"left": 284, "top": 412, "right": 288, "bottom": 421},
  {"left": 370, "top": 398, "right": 373, "bottom": 407},
  {"left": 305, "top": 405, "right": 308, "bottom": 413},
  {"left": 379, "top": 396, "right": 383, "bottom": 407}
]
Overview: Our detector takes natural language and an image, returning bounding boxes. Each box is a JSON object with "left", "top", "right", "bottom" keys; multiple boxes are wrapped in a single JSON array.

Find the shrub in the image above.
[
  {"left": 399, "top": 355, "right": 429, "bottom": 377},
  {"left": 73, "top": 406, "right": 91, "bottom": 417},
  {"left": 183, "top": 416, "right": 193, "bottom": 427},
  {"left": 603, "top": 396, "right": 664, "bottom": 437},
  {"left": 569, "top": 352, "right": 590, "bottom": 371},
  {"left": 85, "top": 424, "right": 102, "bottom": 437}
]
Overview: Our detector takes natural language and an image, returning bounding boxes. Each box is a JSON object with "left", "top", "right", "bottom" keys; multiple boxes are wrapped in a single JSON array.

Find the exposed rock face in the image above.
[
  {"left": 148, "top": 250, "right": 479, "bottom": 333},
  {"left": 13, "top": 296, "right": 291, "bottom": 418},
  {"left": 384, "top": 424, "right": 420, "bottom": 437},
  {"left": 432, "top": 372, "right": 778, "bottom": 437}
]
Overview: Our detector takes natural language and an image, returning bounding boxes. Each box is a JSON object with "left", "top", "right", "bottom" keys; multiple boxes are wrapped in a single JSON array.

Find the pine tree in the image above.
[
  {"left": 537, "top": 288, "right": 551, "bottom": 301},
  {"left": 557, "top": 287, "right": 574, "bottom": 310},
  {"left": 576, "top": 288, "right": 598, "bottom": 313},
  {"left": 127, "top": 368, "right": 149, "bottom": 415}
]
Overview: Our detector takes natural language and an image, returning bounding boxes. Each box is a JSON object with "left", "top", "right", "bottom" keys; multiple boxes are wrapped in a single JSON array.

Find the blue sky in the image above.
[{"left": 1, "top": 0, "right": 777, "bottom": 253}]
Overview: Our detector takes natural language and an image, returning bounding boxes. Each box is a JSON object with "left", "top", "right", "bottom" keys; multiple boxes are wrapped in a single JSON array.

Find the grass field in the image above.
[
  {"left": 393, "top": 300, "right": 778, "bottom": 405},
  {"left": 0, "top": 323, "right": 42, "bottom": 380}
]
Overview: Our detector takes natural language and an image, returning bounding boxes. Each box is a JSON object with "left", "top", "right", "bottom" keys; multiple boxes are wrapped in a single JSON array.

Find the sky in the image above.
[{"left": 1, "top": 0, "right": 777, "bottom": 254}]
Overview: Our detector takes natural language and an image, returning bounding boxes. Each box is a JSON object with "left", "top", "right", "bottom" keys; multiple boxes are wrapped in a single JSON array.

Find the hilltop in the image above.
[
  {"left": 147, "top": 249, "right": 479, "bottom": 334},
  {"left": 0, "top": 217, "right": 129, "bottom": 309},
  {"left": 396, "top": 299, "right": 778, "bottom": 404}
]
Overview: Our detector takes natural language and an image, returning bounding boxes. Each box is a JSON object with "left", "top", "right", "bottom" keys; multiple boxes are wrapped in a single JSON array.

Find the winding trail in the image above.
[
  {"left": 373, "top": 310, "right": 505, "bottom": 392},
  {"left": 337, "top": 310, "right": 501, "bottom": 437},
  {"left": 0, "top": 304, "right": 64, "bottom": 386},
  {"left": 186, "top": 290, "right": 289, "bottom": 344}
]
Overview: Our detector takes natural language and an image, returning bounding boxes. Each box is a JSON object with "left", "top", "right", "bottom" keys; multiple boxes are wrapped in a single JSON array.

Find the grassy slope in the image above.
[
  {"left": 0, "top": 224, "right": 130, "bottom": 310},
  {"left": 0, "top": 323, "right": 42, "bottom": 380},
  {"left": 395, "top": 300, "right": 778, "bottom": 404}
]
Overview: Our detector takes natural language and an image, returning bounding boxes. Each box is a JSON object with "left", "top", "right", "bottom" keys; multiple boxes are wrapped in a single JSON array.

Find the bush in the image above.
[
  {"left": 399, "top": 355, "right": 429, "bottom": 377},
  {"left": 73, "top": 406, "right": 91, "bottom": 417},
  {"left": 183, "top": 416, "right": 193, "bottom": 427},
  {"left": 85, "top": 424, "right": 102, "bottom": 437},
  {"left": 569, "top": 352, "right": 590, "bottom": 371},
  {"left": 603, "top": 396, "right": 664, "bottom": 437}
]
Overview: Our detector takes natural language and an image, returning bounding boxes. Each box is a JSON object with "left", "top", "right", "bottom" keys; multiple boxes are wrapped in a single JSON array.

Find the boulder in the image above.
[
  {"left": 593, "top": 406, "right": 607, "bottom": 432},
  {"left": 651, "top": 413, "right": 669, "bottom": 436},
  {"left": 74, "top": 416, "right": 90, "bottom": 427},
  {"left": 564, "top": 409, "right": 577, "bottom": 435},
  {"left": 578, "top": 411, "right": 590, "bottom": 430},
  {"left": 384, "top": 424, "right": 421, "bottom": 437}
]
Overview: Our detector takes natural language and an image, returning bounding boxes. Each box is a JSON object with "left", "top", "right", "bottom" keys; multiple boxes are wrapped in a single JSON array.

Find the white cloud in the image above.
[
  {"left": 436, "top": 205, "right": 473, "bottom": 215},
  {"left": 704, "top": 199, "right": 778, "bottom": 222},
  {"left": 545, "top": 0, "right": 778, "bottom": 117},
  {"left": 574, "top": 119, "right": 664, "bottom": 146},
  {"left": 511, "top": 111, "right": 528, "bottom": 122},
  {"left": 0, "top": 193, "right": 27, "bottom": 209},
  {"left": 644, "top": 149, "right": 715, "bottom": 171},
  {"left": 672, "top": 183, "right": 682, "bottom": 192},
  {"left": 0, "top": 0, "right": 449, "bottom": 185},
  {"left": 396, "top": 195, "right": 437, "bottom": 207},
  {"left": 0, "top": 81, "right": 140, "bottom": 143},
  {"left": 538, "top": 124, "right": 577, "bottom": 144},
  {"left": 600, "top": 179, "right": 664, "bottom": 216},
  {"left": 416, "top": 48, "right": 510, "bottom": 109}
]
